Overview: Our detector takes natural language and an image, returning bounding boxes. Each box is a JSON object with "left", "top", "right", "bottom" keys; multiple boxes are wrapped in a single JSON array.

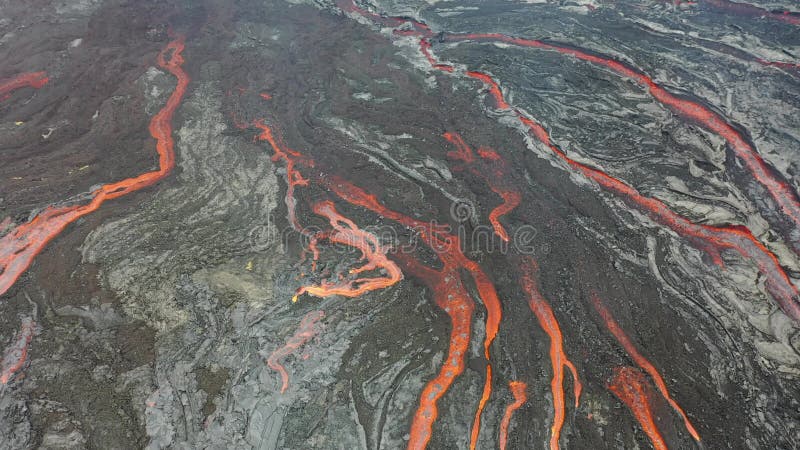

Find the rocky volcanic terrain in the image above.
[{"left": 1, "top": 0, "right": 800, "bottom": 449}]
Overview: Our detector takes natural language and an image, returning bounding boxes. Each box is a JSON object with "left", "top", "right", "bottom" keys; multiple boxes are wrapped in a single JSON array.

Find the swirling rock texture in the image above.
[{"left": 1, "top": 0, "right": 800, "bottom": 449}]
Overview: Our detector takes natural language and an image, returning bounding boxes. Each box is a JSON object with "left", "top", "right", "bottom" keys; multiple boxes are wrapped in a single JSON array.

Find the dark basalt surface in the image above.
[{"left": 1, "top": 0, "right": 799, "bottom": 449}]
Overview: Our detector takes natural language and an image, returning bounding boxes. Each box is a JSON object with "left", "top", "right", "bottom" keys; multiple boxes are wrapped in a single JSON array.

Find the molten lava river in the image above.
[{"left": 1, "top": 0, "right": 800, "bottom": 448}]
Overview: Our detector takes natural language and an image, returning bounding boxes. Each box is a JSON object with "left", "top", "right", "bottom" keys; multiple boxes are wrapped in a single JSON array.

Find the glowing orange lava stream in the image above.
[
  {"left": 0, "top": 317, "right": 35, "bottom": 384},
  {"left": 443, "top": 132, "right": 520, "bottom": 242},
  {"left": 412, "top": 34, "right": 800, "bottom": 321},
  {"left": 590, "top": 293, "right": 700, "bottom": 441},
  {"left": 520, "top": 258, "right": 582, "bottom": 450},
  {"left": 438, "top": 131, "right": 517, "bottom": 446},
  {"left": 487, "top": 191, "right": 521, "bottom": 243},
  {"left": 608, "top": 366, "right": 668, "bottom": 450},
  {"left": 292, "top": 200, "right": 403, "bottom": 301},
  {"left": 251, "top": 117, "right": 488, "bottom": 445},
  {"left": 252, "top": 120, "right": 498, "bottom": 441},
  {"left": 251, "top": 120, "right": 404, "bottom": 300},
  {"left": 442, "top": 32, "right": 800, "bottom": 248},
  {"left": 329, "top": 6, "right": 800, "bottom": 448},
  {"left": 253, "top": 119, "right": 313, "bottom": 232},
  {"left": 266, "top": 310, "right": 324, "bottom": 393},
  {"left": 499, "top": 381, "right": 527, "bottom": 450},
  {"left": 517, "top": 108, "right": 800, "bottom": 322},
  {"left": 320, "top": 176, "right": 502, "bottom": 450},
  {"left": 0, "top": 72, "right": 48, "bottom": 100},
  {"left": 419, "top": 40, "right": 453, "bottom": 72},
  {"left": 0, "top": 35, "right": 189, "bottom": 298},
  {"left": 392, "top": 251, "right": 476, "bottom": 450},
  {"left": 341, "top": 0, "right": 800, "bottom": 325}
]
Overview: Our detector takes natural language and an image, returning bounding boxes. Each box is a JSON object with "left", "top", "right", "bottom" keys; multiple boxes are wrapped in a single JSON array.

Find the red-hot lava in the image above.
[
  {"left": 0, "top": 317, "right": 35, "bottom": 384},
  {"left": 470, "top": 362, "right": 493, "bottom": 449},
  {"left": 266, "top": 310, "right": 324, "bottom": 393},
  {"left": 520, "top": 259, "right": 582, "bottom": 450},
  {"left": 395, "top": 253, "right": 476, "bottom": 450},
  {"left": 516, "top": 109, "right": 800, "bottom": 321},
  {"left": 251, "top": 120, "right": 404, "bottom": 300},
  {"left": 423, "top": 48, "right": 800, "bottom": 321},
  {"left": 340, "top": 0, "right": 800, "bottom": 325},
  {"left": 328, "top": 6, "right": 800, "bottom": 447},
  {"left": 0, "top": 35, "right": 189, "bottom": 298},
  {"left": 252, "top": 116, "right": 455, "bottom": 438},
  {"left": 498, "top": 381, "right": 527, "bottom": 450},
  {"left": 419, "top": 40, "right": 453, "bottom": 72},
  {"left": 252, "top": 119, "right": 312, "bottom": 232},
  {"left": 320, "top": 176, "right": 502, "bottom": 450},
  {"left": 757, "top": 59, "right": 800, "bottom": 71},
  {"left": 590, "top": 293, "right": 700, "bottom": 441},
  {"left": 292, "top": 200, "right": 403, "bottom": 301},
  {"left": 608, "top": 366, "right": 668, "bottom": 450},
  {"left": 487, "top": 190, "right": 521, "bottom": 243},
  {"left": 336, "top": 0, "right": 433, "bottom": 37},
  {"left": 441, "top": 33, "right": 800, "bottom": 247},
  {"left": 251, "top": 120, "right": 502, "bottom": 447},
  {"left": 442, "top": 132, "right": 520, "bottom": 242},
  {"left": 442, "top": 131, "right": 474, "bottom": 163},
  {"left": 464, "top": 71, "right": 510, "bottom": 110},
  {"left": 0, "top": 72, "right": 48, "bottom": 100}
]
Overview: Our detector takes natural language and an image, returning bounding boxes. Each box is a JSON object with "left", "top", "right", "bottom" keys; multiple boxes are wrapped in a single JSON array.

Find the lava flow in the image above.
[
  {"left": 336, "top": 0, "right": 433, "bottom": 37},
  {"left": 251, "top": 120, "right": 404, "bottom": 301},
  {"left": 436, "top": 54, "right": 800, "bottom": 321},
  {"left": 252, "top": 120, "right": 498, "bottom": 443},
  {"left": 344, "top": 0, "right": 800, "bottom": 323},
  {"left": 515, "top": 109, "right": 800, "bottom": 321},
  {"left": 498, "top": 381, "right": 527, "bottom": 450},
  {"left": 590, "top": 293, "right": 700, "bottom": 441},
  {"left": 464, "top": 71, "right": 510, "bottom": 110},
  {"left": 442, "top": 33, "right": 800, "bottom": 248},
  {"left": 608, "top": 366, "right": 668, "bottom": 450},
  {"left": 334, "top": 6, "right": 800, "bottom": 445},
  {"left": 487, "top": 190, "right": 521, "bottom": 243},
  {"left": 266, "top": 310, "right": 324, "bottom": 393},
  {"left": 0, "top": 35, "right": 189, "bottom": 297},
  {"left": 321, "top": 176, "right": 502, "bottom": 450},
  {"left": 0, "top": 317, "right": 35, "bottom": 384},
  {"left": 442, "top": 132, "right": 520, "bottom": 242},
  {"left": 392, "top": 250, "right": 476, "bottom": 450},
  {"left": 253, "top": 119, "right": 312, "bottom": 232},
  {"left": 520, "top": 258, "right": 582, "bottom": 450},
  {"left": 757, "top": 59, "right": 800, "bottom": 71},
  {"left": 292, "top": 200, "right": 403, "bottom": 301},
  {"left": 419, "top": 40, "right": 453, "bottom": 72},
  {"left": 0, "top": 72, "right": 48, "bottom": 100}
]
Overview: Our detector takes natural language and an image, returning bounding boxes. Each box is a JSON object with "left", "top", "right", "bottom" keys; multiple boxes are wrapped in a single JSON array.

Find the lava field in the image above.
[{"left": 1, "top": 0, "right": 799, "bottom": 448}]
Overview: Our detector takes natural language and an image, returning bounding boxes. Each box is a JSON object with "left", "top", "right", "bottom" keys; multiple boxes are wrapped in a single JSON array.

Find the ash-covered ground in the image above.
[{"left": 1, "top": 0, "right": 800, "bottom": 449}]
